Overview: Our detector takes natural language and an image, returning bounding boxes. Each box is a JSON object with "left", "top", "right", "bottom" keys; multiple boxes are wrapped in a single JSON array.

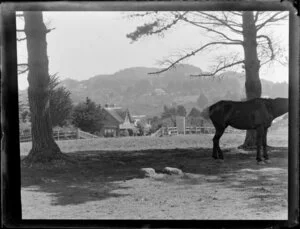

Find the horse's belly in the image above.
[
  {"left": 227, "top": 114, "right": 256, "bottom": 129},
  {"left": 229, "top": 122, "right": 255, "bottom": 130},
  {"left": 227, "top": 112, "right": 272, "bottom": 130}
]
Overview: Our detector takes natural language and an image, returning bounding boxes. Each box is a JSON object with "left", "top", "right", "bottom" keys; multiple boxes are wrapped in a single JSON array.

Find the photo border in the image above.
[{"left": 1, "top": 1, "right": 299, "bottom": 228}]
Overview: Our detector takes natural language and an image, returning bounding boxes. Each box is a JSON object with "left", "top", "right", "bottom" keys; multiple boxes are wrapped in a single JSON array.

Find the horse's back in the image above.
[{"left": 209, "top": 99, "right": 273, "bottom": 130}]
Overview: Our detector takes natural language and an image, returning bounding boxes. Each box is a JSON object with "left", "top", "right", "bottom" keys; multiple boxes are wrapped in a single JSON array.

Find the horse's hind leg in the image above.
[
  {"left": 263, "top": 127, "right": 271, "bottom": 163},
  {"left": 212, "top": 139, "right": 218, "bottom": 160},
  {"left": 212, "top": 127, "right": 225, "bottom": 160},
  {"left": 256, "top": 126, "right": 264, "bottom": 164}
]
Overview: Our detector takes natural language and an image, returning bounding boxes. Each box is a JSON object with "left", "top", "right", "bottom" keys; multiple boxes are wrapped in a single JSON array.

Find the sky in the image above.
[{"left": 17, "top": 11, "right": 289, "bottom": 90}]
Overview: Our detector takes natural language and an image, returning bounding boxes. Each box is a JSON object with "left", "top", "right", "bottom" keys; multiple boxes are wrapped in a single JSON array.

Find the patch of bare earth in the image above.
[{"left": 21, "top": 144, "right": 288, "bottom": 219}]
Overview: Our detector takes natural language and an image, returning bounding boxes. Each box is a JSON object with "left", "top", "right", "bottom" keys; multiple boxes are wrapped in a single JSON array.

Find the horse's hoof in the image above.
[
  {"left": 264, "top": 159, "right": 272, "bottom": 164},
  {"left": 257, "top": 161, "right": 266, "bottom": 165}
]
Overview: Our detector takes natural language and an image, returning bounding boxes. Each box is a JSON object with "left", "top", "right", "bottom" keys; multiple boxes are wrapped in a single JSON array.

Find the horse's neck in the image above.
[
  {"left": 272, "top": 110, "right": 285, "bottom": 119},
  {"left": 270, "top": 99, "right": 288, "bottom": 119}
]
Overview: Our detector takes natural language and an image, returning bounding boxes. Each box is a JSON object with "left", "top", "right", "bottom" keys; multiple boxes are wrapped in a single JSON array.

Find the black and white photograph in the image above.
[{"left": 10, "top": 5, "right": 295, "bottom": 221}]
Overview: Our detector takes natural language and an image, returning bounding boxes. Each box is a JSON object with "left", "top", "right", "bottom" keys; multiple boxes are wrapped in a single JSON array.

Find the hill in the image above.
[{"left": 19, "top": 64, "right": 288, "bottom": 117}]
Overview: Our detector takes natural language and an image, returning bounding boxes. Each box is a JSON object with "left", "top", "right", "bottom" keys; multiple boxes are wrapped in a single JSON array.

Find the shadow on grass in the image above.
[
  {"left": 170, "top": 146, "right": 288, "bottom": 210},
  {"left": 21, "top": 146, "right": 288, "bottom": 206}
]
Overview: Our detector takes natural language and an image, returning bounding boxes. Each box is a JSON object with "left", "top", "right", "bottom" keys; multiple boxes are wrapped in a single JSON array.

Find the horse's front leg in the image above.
[
  {"left": 263, "top": 127, "right": 271, "bottom": 163},
  {"left": 212, "top": 128, "right": 225, "bottom": 160},
  {"left": 212, "top": 133, "right": 218, "bottom": 159},
  {"left": 212, "top": 143, "right": 218, "bottom": 159},
  {"left": 256, "top": 126, "right": 264, "bottom": 164}
]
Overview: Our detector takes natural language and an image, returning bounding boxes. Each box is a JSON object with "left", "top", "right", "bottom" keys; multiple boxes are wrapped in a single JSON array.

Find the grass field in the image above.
[
  {"left": 20, "top": 129, "right": 288, "bottom": 156},
  {"left": 21, "top": 130, "right": 288, "bottom": 220}
]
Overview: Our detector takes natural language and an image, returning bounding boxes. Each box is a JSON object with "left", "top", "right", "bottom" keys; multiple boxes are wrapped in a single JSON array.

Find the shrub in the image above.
[{"left": 72, "top": 97, "right": 103, "bottom": 133}]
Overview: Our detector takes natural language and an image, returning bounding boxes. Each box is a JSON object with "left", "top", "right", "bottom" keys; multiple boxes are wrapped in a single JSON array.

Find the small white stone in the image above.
[
  {"left": 140, "top": 168, "right": 156, "bottom": 177},
  {"left": 162, "top": 167, "right": 184, "bottom": 176}
]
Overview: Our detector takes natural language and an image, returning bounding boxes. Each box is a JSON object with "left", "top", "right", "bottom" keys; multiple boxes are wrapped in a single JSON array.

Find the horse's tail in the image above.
[{"left": 201, "top": 106, "right": 211, "bottom": 120}]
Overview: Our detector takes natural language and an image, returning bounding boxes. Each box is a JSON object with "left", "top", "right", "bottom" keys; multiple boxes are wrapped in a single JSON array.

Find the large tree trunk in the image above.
[
  {"left": 239, "top": 11, "right": 262, "bottom": 149},
  {"left": 23, "top": 12, "right": 65, "bottom": 164}
]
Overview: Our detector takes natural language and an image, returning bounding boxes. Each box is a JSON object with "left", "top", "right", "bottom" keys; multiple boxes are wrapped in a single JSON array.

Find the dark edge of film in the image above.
[
  {"left": 1, "top": 1, "right": 299, "bottom": 228},
  {"left": 288, "top": 5, "right": 300, "bottom": 228}
]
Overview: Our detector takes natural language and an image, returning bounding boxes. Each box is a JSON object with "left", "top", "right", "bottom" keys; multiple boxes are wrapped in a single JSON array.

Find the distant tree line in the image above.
[{"left": 19, "top": 75, "right": 105, "bottom": 135}]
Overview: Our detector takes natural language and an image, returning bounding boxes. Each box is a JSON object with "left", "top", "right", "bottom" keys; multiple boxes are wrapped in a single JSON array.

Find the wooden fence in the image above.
[
  {"left": 151, "top": 126, "right": 243, "bottom": 137},
  {"left": 20, "top": 129, "right": 99, "bottom": 143}
]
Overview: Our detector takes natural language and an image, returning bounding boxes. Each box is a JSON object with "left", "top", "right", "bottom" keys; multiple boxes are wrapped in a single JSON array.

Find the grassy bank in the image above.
[{"left": 20, "top": 131, "right": 288, "bottom": 156}]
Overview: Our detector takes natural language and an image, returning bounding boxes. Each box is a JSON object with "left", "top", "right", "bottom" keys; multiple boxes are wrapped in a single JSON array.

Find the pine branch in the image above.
[
  {"left": 191, "top": 12, "right": 243, "bottom": 29},
  {"left": 18, "top": 63, "right": 28, "bottom": 66},
  {"left": 256, "top": 12, "right": 288, "bottom": 31},
  {"left": 148, "top": 41, "right": 242, "bottom": 75},
  {"left": 197, "top": 12, "right": 243, "bottom": 34},
  {"left": 190, "top": 60, "right": 244, "bottom": 77},
  {"left": 258, "top": 39, "right": 287, "bottom": 67},
  {"left": 18, "top": 68, "right": 29, "bottom": 74},
  {"left": 181, "top": 16, "right": 243, "bottom": 43},
  {"left": 127, "top": 12, "right": 188, "bottom": 42},
  {"left": 46, "top": 27, "right": 56, "bottom": 33},
  {"left": 17, "top": 63, "right": 29, "bottom": 74},
  {"left": 17, "top": 36, "right": 26, "bottom": 41},
  {"left": 254, "top": 11, "right": 261, "bottom": 23},
  {"left": 127, "top": 12, "right": 157, "bottom": 18},
  {"left": 229, "top": 11, "right": 243, "bottom": 16},
  {"left": 257, "top": 35, "right": 275, "bottom": 60},
  {"left": 222, "top": 12, "right": 243, "bottom": 27}
]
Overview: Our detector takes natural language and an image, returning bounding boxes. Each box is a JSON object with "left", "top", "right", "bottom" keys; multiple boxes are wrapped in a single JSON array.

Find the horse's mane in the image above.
[{"left": 200, "top": 106, "right": 210, "bottom": 120}]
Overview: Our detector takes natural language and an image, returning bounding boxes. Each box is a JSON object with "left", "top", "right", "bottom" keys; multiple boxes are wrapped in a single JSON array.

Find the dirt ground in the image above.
[{"left": 21, "top": 143, "right": 288, "bottom": 220}]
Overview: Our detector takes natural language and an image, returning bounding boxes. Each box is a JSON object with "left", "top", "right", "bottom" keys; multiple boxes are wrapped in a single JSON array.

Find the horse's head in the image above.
[
  {"left": 271, "top": 98, "right": 289, "bottom": 118},
  {"left": 200, "top": 106, "right": 211, "bottom": 120}
]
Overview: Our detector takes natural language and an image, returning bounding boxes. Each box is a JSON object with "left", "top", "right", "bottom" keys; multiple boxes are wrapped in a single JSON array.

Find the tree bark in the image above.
[
  {"left": 23, "top": 12, "right": 64, "bottom": 163},
  {"left": 239, "top": 11, "right": 262, "bottom": 149}
]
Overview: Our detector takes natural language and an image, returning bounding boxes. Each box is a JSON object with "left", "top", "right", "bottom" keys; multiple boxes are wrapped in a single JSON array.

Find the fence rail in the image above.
[
  {"left": 166, "top": 126, "right": 215, "bottom": 136},
  {"left": 20, "top": 126, "right": 245, "bottom": 142},
  {"left": 20, "top": 129, "right": 99, "bottom": 143},
  {"left": 151, "top": 126, "right": 243, "bottom": 137},
  {"left": 77, "top": 130, "right": 99, "bottom": 139}
]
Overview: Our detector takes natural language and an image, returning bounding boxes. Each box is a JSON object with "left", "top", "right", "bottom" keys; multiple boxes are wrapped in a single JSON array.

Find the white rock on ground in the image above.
[
  {"left": 162, "top": 167, "right": 184, "bottom": 176},
  {"left": 140, "top": 168, "right": 156, "bottom": 177}
]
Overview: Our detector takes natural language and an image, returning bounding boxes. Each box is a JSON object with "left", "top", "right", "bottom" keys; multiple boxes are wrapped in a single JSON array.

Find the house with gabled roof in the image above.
[{"left": 100, "top": 105, "right": 137, "bottom": 137}]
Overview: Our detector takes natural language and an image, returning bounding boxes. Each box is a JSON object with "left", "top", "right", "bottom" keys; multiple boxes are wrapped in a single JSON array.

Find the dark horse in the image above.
[{"left": 204, "top": 98, "right": 288, "bottom": 164}]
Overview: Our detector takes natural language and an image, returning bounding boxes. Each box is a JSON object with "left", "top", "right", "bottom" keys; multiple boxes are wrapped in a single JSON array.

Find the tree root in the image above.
[
  {"left": 237, "top": 144, "right": 257, "bottom": 150},
  {"left": 238, "top": 144, "right": 275, "bottom": 151},
  {"left": 22, "top": 150, "right": 78, "bottom": 169}
]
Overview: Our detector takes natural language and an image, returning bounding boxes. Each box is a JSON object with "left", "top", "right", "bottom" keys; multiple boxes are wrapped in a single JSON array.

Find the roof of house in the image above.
[{"left": 104, "top": 107, "right": 133, "bottom": 124}]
